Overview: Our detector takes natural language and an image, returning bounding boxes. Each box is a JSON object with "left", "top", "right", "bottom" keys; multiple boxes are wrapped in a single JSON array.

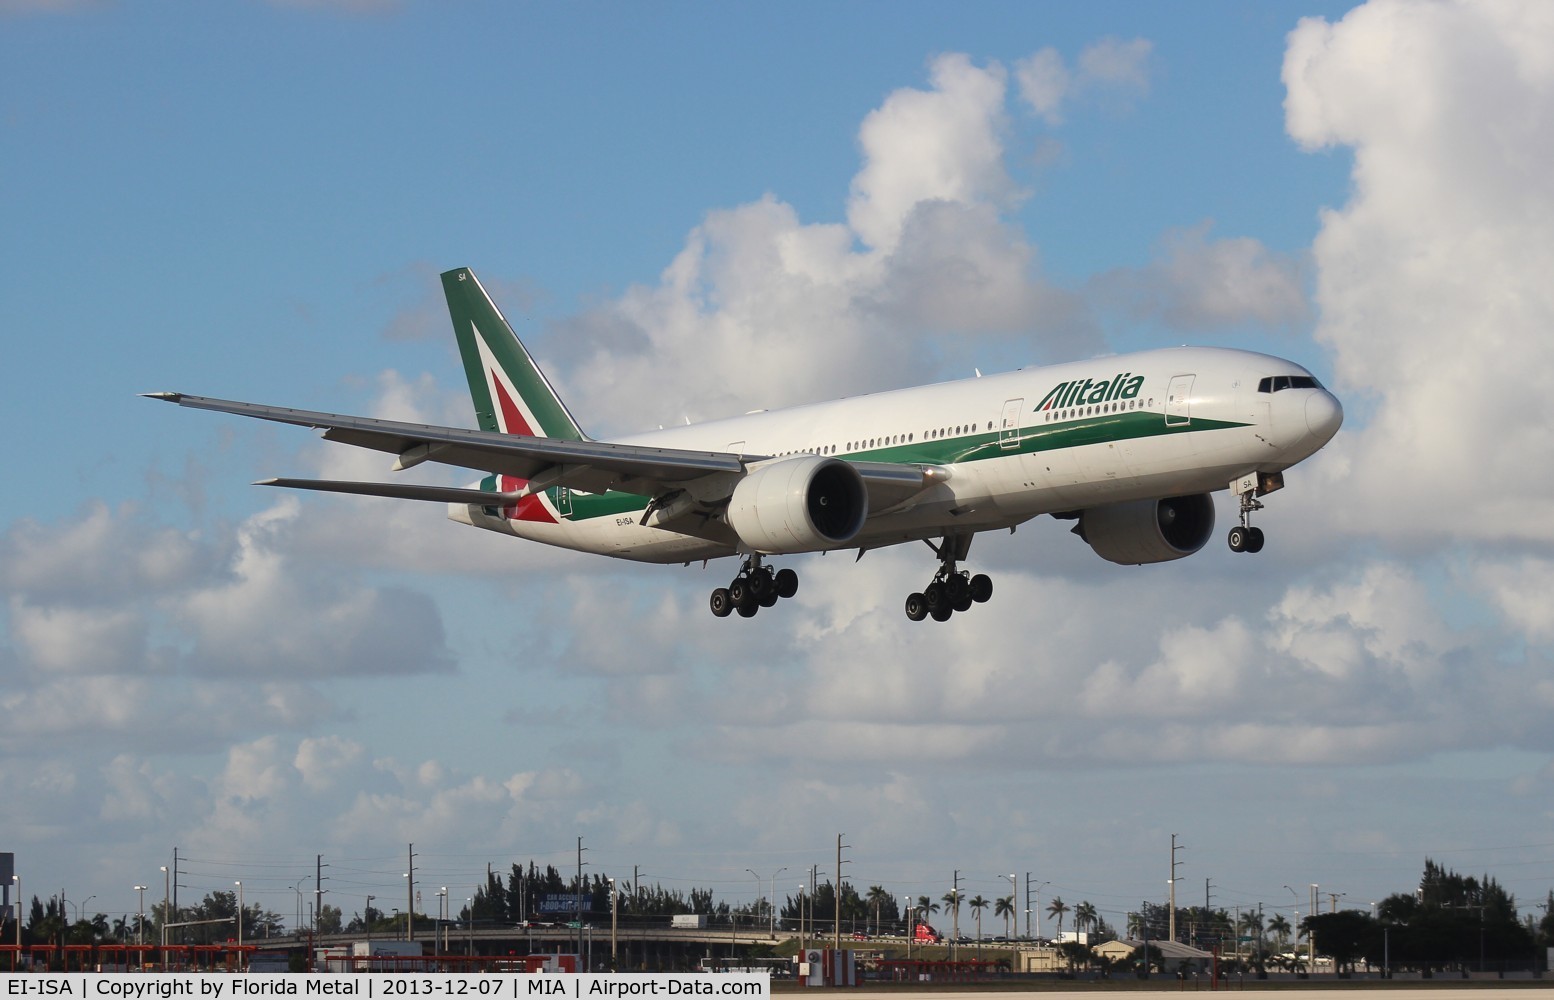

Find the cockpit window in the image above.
[{"left": 1257, "top": 374, "right": 1323, "bottom": 393}]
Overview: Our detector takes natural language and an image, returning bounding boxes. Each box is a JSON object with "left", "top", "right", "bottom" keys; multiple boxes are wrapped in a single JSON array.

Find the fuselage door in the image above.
[
  {"left": 1165, "top": 375, "right": 1195, "bottom": 427},
  {"left": 553, "top": 486, "right": 573, "bottom": 518},
  {"left": 1000, "top": 398, "right": 1024, "bottom": 450}
]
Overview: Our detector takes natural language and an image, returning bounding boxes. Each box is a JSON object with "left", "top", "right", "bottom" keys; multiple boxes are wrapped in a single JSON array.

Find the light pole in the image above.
[
  {"left": 797, "top": 884, "right": 807, "bottom": 951},
  {"left": 608, "top": 877, "right": 618, "bottom": 970},
  {"left": 903, "top": 898, "right": 912, "bottom": 961},
  {"left": 134, "top": 886, "right": 148, "bottom": 947},
  {"left": 160, "top": 867, "right": 169, "bottom": 961},
  {"left": 235, "top": 882, "right": 243, "bottom": 969},
  {"left": 1003, "top": 874, "right": 1017, "bottom": 939},
  {"left": 465, "top": 898, "right": 473, "bottom": 957},
  {"left": 366, "top": 896, "right": 376, "bottom": 944},
  {"left": 297, "top": 874, "right": 313, "bottom": 932},
  {"left": 438, "top": 888, "right": 448, "bottom": 954},
  {"left": 12, "top": 875, "right": 19, "bottom": 956},
  {"left": 746, "top": 868, "right": 786, "bottom": 939}
]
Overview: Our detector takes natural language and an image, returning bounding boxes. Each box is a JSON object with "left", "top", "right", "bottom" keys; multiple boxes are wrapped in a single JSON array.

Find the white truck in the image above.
[{"left": 671, "top": 914, "right": 708, "bottom": 929}]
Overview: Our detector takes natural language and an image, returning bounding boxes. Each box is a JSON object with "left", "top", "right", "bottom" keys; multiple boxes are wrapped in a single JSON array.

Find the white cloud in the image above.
[
  {"left": 1285, "top": 0, "right": 1554, "bottom": 542},
  {"left": 1014, "top": 37, "right": 1153, "bottom": 125},
  {"left": 1091, "top": 221, "right": 1310, "bottom": 331}
]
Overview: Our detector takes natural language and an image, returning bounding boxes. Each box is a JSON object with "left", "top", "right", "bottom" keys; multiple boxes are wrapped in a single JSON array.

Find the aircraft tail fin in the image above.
[{"left": 441, "top": 267, "right": 587, "bottom": 441}]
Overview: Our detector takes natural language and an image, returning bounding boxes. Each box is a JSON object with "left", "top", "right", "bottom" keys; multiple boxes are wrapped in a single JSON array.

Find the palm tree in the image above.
[
  {"left": 1073, "top": 901, "right": 1098, "bottom": 937},
  {"left": 1127, "top": 911, "right": 1147, "bottom": 939},
  {"left": 994, "top": 895, "right": 1015, "bottom": 939},
  {"left": 941, "top": 889, "right": 963, "bottom": 947},
  {"left": 968, "top": 895, "right": 988, "bottom": 942},
  {"left": 1046, "top": 896, "right": 1069, "bottom": 938},
  {"left": 1267, "top": 913, "right": 1291, "bottom": 948},
  {"left": 865, "top": 886, "right": 890, "bottom": 936}
]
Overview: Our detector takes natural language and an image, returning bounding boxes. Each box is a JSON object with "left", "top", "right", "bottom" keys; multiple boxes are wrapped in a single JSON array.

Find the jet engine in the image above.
[
  {"left": 1073, "top": 493, "right": 1215, "bottom": 565},
  {"left": 727, "top": 456, "right": 868, "bottom": 553}
]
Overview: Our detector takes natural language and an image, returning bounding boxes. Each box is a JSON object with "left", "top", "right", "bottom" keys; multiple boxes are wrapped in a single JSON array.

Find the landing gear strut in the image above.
[
  {"left": 905, "top": 534, "right": 993, "bottom": 622},
  {"left": 709, "top": 555, "right": 799, "bottom": 618},
  {"left": 1227, "top": 473, "right": 1273, "bottom": 554}
]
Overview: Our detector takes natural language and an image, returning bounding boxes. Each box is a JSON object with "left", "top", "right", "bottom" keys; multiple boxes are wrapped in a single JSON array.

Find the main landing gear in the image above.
[
  {"left": 709, "top": 555, "right": 799, "bottom": 618},
  {"left": 905, "top": 534, "right": 993, "bottom": 622}
]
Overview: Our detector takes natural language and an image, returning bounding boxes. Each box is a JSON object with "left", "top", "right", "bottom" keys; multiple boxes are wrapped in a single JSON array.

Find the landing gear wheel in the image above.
[
  {"left": 1246, "top": 527, "right": 1265, "bottom": 553},
  {"left": 1228, "top": 525, "right": 1249, "bottom": 553},
  {"left": 952, "top": 589, "right": 973, "bottom": 613},
  {"left": 923, "top": 581, "right": 945, "bottom": 611},
  {"left": 930, "top": 604, "right": 954, "bottom": 622},
  {"left": 969, "top": 574, "right": 993, "bottom": 603},
  {"left": 905, "top": 592, "right": 928, "bottom": 622},
  {"left": 759, "top": 588, "right": 779, "bottom": 608},
  {"left": 729, "top": 578, "right": 752, "bottom": 604},
  {"left": 748, "top": 568, "right": 771, "bottom": 598},
  {"left": 709, "top": 588, "right": 733, "bottom": 618},
  {"left": 774, "top": 567, "right": 799, "bottom": 599},
  {"left": 735, "top": 601, "right": 758, "bottom": 618}
]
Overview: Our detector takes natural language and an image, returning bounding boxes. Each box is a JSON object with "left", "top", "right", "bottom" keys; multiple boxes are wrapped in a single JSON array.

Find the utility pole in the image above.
[
  {"left": 406, "top": 844, "right": 416, "bottom": 942},
  {"left": 1024, "top": 873, "right": 1032, "bottom": 940},
  {"left": 316, "top": 855, "right": 327, "bottom": 935},
  {"left": 576, "top": 837, "right": 588, "bottom": 961},
  {"left": 1168, "top": 835, "right": 1183, "bottom": 943},
  {"left": 834, "top": 834, "right": 850, "bottom": 952}
]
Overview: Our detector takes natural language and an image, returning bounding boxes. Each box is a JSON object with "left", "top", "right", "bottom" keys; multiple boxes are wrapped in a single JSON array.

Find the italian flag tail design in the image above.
[
  {"left": 441, "top": 267, "right": 586, "bottom": 442},
  {"left": 442, "top": 267, "right": 584, "bottom": 524}
]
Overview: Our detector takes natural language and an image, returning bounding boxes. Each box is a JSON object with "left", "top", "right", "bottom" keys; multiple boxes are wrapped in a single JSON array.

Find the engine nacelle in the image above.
[
  {"left": 727, "top": 456, "right": 868, "bottom": 554},
  {"left": 1075, "top": 493, "right": 1215, "bottom": 565}
]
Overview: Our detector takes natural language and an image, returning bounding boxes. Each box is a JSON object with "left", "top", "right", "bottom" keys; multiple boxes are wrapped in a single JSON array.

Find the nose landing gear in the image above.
[
  {"left": 709, "top": 555, "right": 799, "bottom": 618},
  {"left": 1228, "top": 472, "right": 1279, "bottom": 553}
]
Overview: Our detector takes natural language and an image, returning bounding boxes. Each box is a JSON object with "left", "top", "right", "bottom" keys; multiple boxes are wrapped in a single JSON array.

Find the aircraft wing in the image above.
[
  {"left": 146, "top": 392, "right": 945, "bottom": 517},
  {"left": 144, "top": 392, "right": 745, "bottom": 497}
]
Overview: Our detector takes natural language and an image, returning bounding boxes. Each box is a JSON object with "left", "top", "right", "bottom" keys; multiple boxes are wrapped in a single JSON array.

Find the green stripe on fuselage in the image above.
[{"left": 477, "top": 412, "right": 1249, "bottom": 523}]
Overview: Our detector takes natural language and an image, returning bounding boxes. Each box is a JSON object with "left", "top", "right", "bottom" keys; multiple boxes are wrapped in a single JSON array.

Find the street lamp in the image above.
[
  {"left": 1003, "top": 874, "right": 1017, "bottom": 939},
  {"left": 134, "top": 886, "right": 149, "bottom": 947},
  {"left": 608, "top": 877, "right": 618, "bottom": 970},
  {"left": 746, "top": 868, "right": 786, "bottom": 939},
  {"left": 160, "top": 867, "right": 169, "bottom": 957},
  {"left": 366, "top": 896, "right": 376, "bottom": 943},
  {"left": 438, "top": 887, "right": 448, "bottom": 954},
  {"left": 235, "top": 882, "right": 243, "bottom": 969},
  {"left": 12, "top": 875, "right": 19, "bottom": 955}
]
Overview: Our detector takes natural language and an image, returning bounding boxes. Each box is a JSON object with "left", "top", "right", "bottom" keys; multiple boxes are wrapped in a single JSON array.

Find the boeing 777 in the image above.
[{"left": 146, "top": 267, "right": 1342, "bottom": 622}]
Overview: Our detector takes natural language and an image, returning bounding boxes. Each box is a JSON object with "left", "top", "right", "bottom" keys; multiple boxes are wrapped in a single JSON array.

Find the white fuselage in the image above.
[{"left": 450, "top": 346, "right": 1342, "bottom": 564}]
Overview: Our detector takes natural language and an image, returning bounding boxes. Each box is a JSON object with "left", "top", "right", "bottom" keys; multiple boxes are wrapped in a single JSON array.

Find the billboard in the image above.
[{"left": 536, "top": 893, "right": 590, "bottom": 914}]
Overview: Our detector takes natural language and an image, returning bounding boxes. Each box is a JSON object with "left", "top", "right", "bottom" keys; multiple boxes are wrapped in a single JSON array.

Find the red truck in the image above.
[{"left": 913, "top": 923, "right": 943, "bottom": 943}]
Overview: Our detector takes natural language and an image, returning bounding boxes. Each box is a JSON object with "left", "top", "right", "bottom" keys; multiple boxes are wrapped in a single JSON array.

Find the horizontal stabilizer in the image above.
[{"left": 258, "top": 478, "right": 520, "bottom": 505}]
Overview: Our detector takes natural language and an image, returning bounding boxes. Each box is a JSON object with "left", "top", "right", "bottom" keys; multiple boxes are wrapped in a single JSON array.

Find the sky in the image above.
[{"left": 3, "top": 0, "right": 1554, "bottom": 937}]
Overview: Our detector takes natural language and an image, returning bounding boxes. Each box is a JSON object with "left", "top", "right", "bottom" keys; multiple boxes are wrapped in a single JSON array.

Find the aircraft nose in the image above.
[{"left": 1305, "top": 390, "right": 1343, "bottom": 443}]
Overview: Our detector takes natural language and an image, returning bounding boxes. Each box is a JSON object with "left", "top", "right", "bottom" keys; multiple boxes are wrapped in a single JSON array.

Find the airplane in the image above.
[{"left": 146, "top": 267, "right": 1342, "bottom": 622}]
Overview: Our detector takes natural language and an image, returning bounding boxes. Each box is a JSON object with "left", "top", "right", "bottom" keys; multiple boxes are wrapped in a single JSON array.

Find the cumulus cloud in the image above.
[
  {"left": 1285, "top": 0, "right": 1554, "bottom": 542},
  {"left": 1014, "top": 37, "right": 1153, "bottom": 125},
  {"left": 1090, "top": 221, "right": 1310, "bottom": 332},
  {"left": 0, "top": 494, "right": 455, "bottom": 758},
  {"left": 544, "top": 52, "right": 1103, "bottom": 436}
]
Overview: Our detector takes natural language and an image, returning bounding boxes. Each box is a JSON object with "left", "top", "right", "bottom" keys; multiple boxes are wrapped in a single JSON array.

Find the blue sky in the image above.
[{"left": 4, "top": 0, "right": 1554, "bottom": 938}]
